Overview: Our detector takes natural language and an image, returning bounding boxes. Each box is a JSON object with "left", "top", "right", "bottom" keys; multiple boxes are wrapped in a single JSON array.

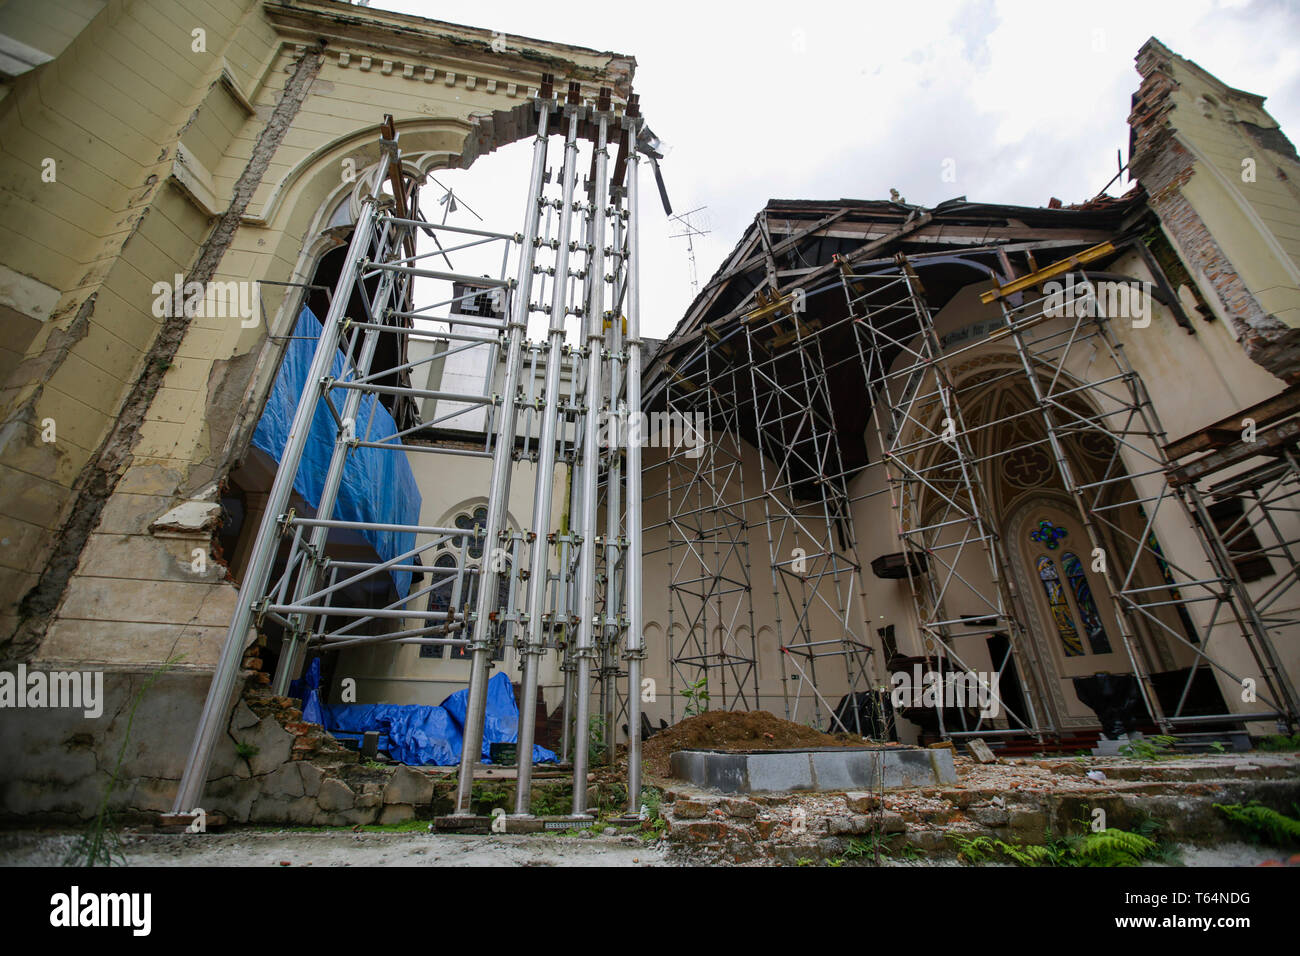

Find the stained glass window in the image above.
[
  {"left": 422, "top": 543, "right": 505, "bottom": 662},
  {"left": 1061, "top": 551, "right": 1112, "bottom": 654},
  {"left": 1030, "top": 519, "right": 1068, "bottom": 550},
  {"left": 421, "top": 553, "right": 459, "bottom": 659},
  {"left": 452, "top": 506, "right": 488, "bottom": 559},
  {"left": 1036, "top": 555, "right": 1084, "bottom": 657}
]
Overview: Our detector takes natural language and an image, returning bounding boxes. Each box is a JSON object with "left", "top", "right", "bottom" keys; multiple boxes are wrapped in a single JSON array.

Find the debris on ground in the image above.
[
  {"left": 640, "top": 710, "right": 881, "bottom": 779},
  {"left": 654, "top": 751, "right": 1300, "bottom": 866}
]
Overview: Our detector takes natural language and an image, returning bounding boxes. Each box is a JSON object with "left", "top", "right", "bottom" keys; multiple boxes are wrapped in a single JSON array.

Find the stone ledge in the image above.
[{"left": 669, "top": 746, "right": 957, "bottom": 794}]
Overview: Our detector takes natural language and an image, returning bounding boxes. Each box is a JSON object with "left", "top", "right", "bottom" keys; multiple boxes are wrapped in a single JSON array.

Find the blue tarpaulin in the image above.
[
  {"left": 251, "top": 306, "right": 421, "bottom": 597},
  {"left": 325, "top": 703, "right": 463, "bottom": 766},
  {"left": 441, "top": 671, "right": 558, "bottom": 765},
  {"left": 322, "top": 672, "right": 557, "bottom": 767},
  {"left": 289, "top": 658, "right": 325, "bottom": 726}
]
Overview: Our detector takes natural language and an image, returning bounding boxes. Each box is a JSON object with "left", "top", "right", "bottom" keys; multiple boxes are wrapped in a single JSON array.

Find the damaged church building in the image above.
[{"left": 0, "top": 0, "right": 1298, "bottom": 850}]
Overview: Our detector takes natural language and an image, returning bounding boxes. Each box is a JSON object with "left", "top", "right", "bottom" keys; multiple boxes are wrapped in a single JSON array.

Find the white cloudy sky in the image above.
[{"left": 374, "top": 0, "right": 1300, "bottom": 340}]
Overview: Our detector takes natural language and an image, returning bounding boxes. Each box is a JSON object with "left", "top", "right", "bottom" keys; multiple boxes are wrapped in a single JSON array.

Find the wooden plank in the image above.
[
  {"left": 978, "top": 241, "right": 1116, "bottom": 304},
  {"left": 1164, "top": 385, "right": 1300, "bottom": 460}
]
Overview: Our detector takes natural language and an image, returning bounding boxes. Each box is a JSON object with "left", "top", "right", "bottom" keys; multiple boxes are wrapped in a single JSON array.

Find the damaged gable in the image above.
[{"left": 1129, "top": 37, "right": 1300, "bottom": 383}]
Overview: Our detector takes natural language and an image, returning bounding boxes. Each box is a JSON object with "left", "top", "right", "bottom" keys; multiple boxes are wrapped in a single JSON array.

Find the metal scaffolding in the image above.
[
  {"left": 837, "top": 243, "right": 1300, "bottom": 737},
  {"left": 173, "top": 78, "right": 650, "bottom": 819},
  {"left": 645, "top": 193, "right": 1297, "bottom": 744},
  {"left": 841, "top": 258, "right": 1050, "bottom": 739},
  {"left": 645, "top": 323, "right": 761, "bottom": 721},
  {"left": 742, "top": 293, "right": 875, "bottom": 732}
]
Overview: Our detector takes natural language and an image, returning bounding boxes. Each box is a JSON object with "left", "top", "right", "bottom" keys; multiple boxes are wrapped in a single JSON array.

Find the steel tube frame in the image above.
[
  {"left": 570, "top": 108, "right": 612, "bottom": 816},
  {"left": 172, "top": 152, "right": 394, "bottom": 814},
  {"left": 512, "top": 100, "right": 573, "bottom": 815},
  {"left": 623, "top": 116, "right": 646, "bottom": 811},
  {"left": 452, "top": 98, "right": 553, "bottom": 815}
]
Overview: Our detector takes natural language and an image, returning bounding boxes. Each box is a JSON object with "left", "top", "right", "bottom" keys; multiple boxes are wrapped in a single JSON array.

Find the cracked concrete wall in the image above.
[
  {"left": 0, "top": 0, "right": 256, "bottom": 647},
  {"left": 0, "top": 1, "right": 634, "bottom": 670},
  {"left": 0, "top": 0, "right": 634, "bottom": 819},
  {"left": 0, "top": 668, "right": 434, "bottom": 826},
  {"left": 1130, "top": 37, "right": 1300, "bottom": 383}
]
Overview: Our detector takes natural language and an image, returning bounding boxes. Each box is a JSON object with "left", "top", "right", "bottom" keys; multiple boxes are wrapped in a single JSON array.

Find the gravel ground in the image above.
[
  {"left": 0, "top": 828, "right": 672, "bottom": 867},
  {"left": 0, "top": 827, "right": 1288, "bottom": 867}
]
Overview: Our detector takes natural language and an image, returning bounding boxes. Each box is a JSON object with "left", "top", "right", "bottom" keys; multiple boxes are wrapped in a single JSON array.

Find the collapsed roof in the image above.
[{"left": 642, "top": 189, "right": 1181, "bottom": 495}]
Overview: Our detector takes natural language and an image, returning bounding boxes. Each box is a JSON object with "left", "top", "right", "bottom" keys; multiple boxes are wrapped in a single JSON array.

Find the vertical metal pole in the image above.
[
  {"left": 603, "top": 201, "right": 624, "bottom": 766},
  {"left": 453, "top": 98, "right": 551, "bottom": 815},
  {"left": 624, "top": 114, "right": 645, "bottom": 812},
  {"left": 512, "top": 98, "right": 575, "bottom": 815},
  {"left": 172, "top": 153, "right": 392, "bottom": 814},
  {"left": 571, "top": 106, "right": 611, "bottom": 816}
]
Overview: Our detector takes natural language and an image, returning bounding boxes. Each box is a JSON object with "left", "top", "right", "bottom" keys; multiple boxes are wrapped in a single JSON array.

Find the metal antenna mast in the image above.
[{"left": 669, "top": 205, "right": 710, "bottom": 296}]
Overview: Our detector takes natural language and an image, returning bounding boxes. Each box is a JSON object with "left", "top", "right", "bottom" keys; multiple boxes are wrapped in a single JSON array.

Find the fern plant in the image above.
[
  {"left": 1077, "top": 828, "right": 1158, "bottom": 866},
  {"left": 1214, "top": 802, "right": 1300, "bottom": 847},
  {"left": 1119, "top": 734, "right": 1178, "bottom": 760},
  {"left": 949, "top": 828, "right": 1158, "bottom": 866}
]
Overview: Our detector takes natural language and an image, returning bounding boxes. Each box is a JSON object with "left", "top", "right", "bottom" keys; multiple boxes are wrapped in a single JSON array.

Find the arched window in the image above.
[
  {"left": 453, "top": 506, "right": 488, "bottom": 559},
  {"left": 1061, "top": 551, "right": 1112, "bottom": 654},
  {"left": 1035, "top": 555, "right": 1085, "bottom": 657},
  {"left": 420, "top": 506, "right": 505, "bottom": 661}
]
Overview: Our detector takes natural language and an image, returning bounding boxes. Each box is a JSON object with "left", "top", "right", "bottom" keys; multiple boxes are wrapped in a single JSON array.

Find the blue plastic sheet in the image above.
[
  {"left": 251, "top": 306, "right": 421, "bottom": 597},
  {"left": 321, "top": 672, "right": 557, "bottom": 767},
  {"left": 289, "top": 658, "right": 325, "bottom": 726},
  {"left": 325, "top": 703, "right": 463, "bottom": 766},
  {"left": 440, "top": 671, "right": 558, "bottom": 764}
]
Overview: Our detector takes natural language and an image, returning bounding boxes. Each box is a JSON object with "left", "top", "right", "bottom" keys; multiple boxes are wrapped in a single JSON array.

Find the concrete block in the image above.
[
  {"left": 383, "top": 765, "right": 433, "bottom": 806},
  {"left": 670, "top": 747, "right": 953, "bottom": 794},
  {"left": 967, "top": 738, "right": 997, "bottom": 763},
  {"left": 317, "top": 777, "right": 355, "bottom": 812},
  {"left": 810, "top": 749, "right": 871, "bottom": 790},
  {"left": 673, "top": 798, "right": 710, "bottom": 819},
  {"left": 747, "top": 752, "right": 814, "bottom": 793},
  {"left": 844, "top": 791, "right": 880, "bottom": 813}
]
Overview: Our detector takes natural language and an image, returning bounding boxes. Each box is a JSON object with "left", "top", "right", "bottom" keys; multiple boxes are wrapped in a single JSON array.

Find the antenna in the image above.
[
  {"left": 418, "top": 174, "right": 486, "bottom": 270},
  {"left": 669, "top": 205, "right": 711, "bottom": 295}
]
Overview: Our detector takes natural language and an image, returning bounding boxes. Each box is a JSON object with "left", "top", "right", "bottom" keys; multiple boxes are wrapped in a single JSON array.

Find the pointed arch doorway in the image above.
[{"left": 1005, "top": 498, "right": 1133, "bottom": 725}]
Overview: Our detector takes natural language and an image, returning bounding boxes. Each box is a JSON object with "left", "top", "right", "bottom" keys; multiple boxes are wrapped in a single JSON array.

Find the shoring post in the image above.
[
  {"left": 624, "top": 99, "right": 646, "bottom": 810},
  {"left": 571, "top": 99, "right": 612, "bottom": 816},
  {"left": 511, "top": 91, "right": 570, "bottom": 815},
  {"left": 453, "top": 91, "right": 553, "bottom": 815}
]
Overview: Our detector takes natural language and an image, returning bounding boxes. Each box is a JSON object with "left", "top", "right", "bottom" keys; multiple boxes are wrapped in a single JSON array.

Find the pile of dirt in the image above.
[{"left": 641, "top": 710, "right": 867, "bottom": 780}]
